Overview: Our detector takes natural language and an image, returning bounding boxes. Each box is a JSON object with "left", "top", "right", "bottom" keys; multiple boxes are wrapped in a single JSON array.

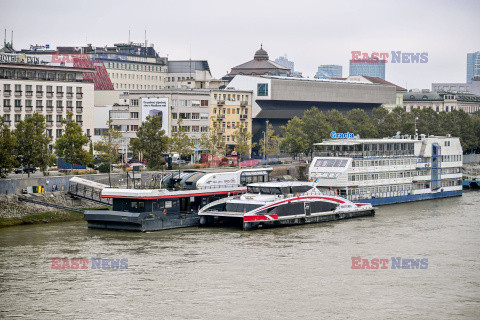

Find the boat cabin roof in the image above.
[{"left": 101, "top": 187, "right": 246, "bottom": 199}]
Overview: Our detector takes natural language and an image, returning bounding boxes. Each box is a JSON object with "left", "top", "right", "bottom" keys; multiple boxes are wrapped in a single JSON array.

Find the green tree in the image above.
[
  {"left": 129, "top": 114, "right": 169, "bottom": 170},
  {"left": 14, "top": 113, "right": 51, "bottom": 177},
  {"left": 301, "top": 107, "right": 332, "bottom": 158},
  {"left": 346, "top": 108, "right": 378, "bottom": 138},
  {"left": 95, "top": 120, "right": 123, "bottom": 186},
  {"left": 170, "top": 118, "right": 194, "bottom": 168},
  {"left": 54, "top": 112, "right": 92, "bottom": 173},
  {"left": 200, "top": 122, "right": 226, "bottom": 158},
  {"left": 259, "top": 120, "right": 280, "bottom": 160},
  {"left": 231, "top": 124, "right": 254, "bottom": 161},
  {"left": 0, "top": 119, "right": 16, "bottom": 178},
  {"left": 325, "top": 109, "right": 353, "bottom": 133},
  {"left": 280, "top": 116, "right": 308, "bottom": 159}
]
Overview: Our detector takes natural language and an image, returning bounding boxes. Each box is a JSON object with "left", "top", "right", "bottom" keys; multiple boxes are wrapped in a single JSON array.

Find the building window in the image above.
[
  {"left": 130, "top": 112, "right": 139, "bottom": 119},
  {"left": 257, "top": 83, "right": 268, "bottom": 96},
  {"left": 192, "top": 113, "right": 199, "bottom": 120},
  {"left": 172, "top": 113, "right": 177, "bottom": 119},
  {"left": 201, "top": 100, "right": 209, "bottom": 106}
]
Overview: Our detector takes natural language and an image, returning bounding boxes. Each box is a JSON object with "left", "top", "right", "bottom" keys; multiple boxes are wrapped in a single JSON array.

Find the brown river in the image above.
[{"left": 1, "top": 191, "right": 479, "bottom": 319}]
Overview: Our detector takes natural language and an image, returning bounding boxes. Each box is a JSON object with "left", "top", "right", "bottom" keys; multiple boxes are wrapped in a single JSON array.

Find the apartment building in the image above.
[
  {"left": 110, "top": 89, "right": 211, "bottom": 156},
  {"left": 109, "top": 89, "right": 253, "bottom": 158},
  {"left": 210, "top": 89, "right": 253, "bottom": 153},
  {"left": 0, "top": 54, "right": 94, "bottom": 150}
]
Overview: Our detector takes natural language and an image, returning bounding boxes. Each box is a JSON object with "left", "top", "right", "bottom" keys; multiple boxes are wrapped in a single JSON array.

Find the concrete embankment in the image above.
[{"left": 0, "top": 192, "right": 108, "bottom": 228}]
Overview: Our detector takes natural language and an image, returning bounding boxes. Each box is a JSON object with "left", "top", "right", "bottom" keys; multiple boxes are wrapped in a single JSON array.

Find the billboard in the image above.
[{"left": 141, "top": 98, "right": 169, "bottom": 135}]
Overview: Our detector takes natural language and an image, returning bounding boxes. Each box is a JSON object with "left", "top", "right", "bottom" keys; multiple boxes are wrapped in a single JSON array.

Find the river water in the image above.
[{"left": 1, "top": 192, "right": 479, "bottom": 319}]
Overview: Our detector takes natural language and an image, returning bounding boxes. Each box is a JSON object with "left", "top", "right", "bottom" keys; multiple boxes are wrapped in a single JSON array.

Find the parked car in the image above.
[{"left": 14, "top": 166, "right": 37, "bottom": 174}]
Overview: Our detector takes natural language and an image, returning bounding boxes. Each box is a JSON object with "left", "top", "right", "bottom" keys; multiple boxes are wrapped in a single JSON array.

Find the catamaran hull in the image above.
[{"left": 242, "top": 209, "right": 375, "bottom": 231}]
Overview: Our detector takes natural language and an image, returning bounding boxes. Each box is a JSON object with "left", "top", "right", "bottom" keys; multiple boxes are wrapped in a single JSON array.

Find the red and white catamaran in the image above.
[{"left": 198, "top": 182, "right": 375, "bottom": 230}]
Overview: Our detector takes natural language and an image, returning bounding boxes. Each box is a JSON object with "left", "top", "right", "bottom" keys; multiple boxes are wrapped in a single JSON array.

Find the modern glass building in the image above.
[
  {"left": 349, "top": 58, "right": 386, "bottom": 80},
  {"left": 274, "top": 55, "right": 295, "bottom": 73},
  {"left": 316, "top": 65, "right": 342, "bottom": 79},
  {"left": 466, "top": 52, "right": 480, "bottom": 83}
]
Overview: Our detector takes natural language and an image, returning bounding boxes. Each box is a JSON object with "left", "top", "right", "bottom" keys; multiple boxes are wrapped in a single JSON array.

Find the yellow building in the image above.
[{"left": 210, "top": 89, "right": 253, "bottom": 155}]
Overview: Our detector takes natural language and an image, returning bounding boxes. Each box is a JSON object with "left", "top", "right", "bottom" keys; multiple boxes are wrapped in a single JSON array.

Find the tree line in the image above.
[
  {"left": 0, "top": 112, "right": 92, "bottom": 178},
  {"left": 280, "top": 106, "right": 480, "bottom": 158}
]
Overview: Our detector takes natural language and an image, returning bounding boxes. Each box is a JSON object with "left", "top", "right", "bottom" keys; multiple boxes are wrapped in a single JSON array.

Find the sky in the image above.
[{"left": 1, "top": 0, "right": 479, "bottom": 89}]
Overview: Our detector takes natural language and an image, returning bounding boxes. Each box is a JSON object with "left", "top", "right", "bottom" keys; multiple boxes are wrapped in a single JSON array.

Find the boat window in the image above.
[
  {"left": 247, "top": 186, "right": 260, "bottom": 193},
  {"left": 165, "top": 201, "right": 173, "bottom": 208},
  {"left": 326, "top": 159, "right": 335, "bottom": 167},
  {"left": 138, "top": 202, "right": 145, "bottom": 209},
  {"left": 131, "top": 201, "right": 137, "bottom": 208}
]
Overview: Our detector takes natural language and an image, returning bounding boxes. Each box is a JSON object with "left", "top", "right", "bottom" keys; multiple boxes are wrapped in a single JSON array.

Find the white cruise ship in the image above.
[{"left": 308, "top": 134, "right": 463, "bottom": 205}]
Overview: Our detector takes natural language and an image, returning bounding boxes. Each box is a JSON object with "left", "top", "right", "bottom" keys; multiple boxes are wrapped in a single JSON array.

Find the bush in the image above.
[{"left": 98, "top": 163, "right": 111, "bottom": 173}]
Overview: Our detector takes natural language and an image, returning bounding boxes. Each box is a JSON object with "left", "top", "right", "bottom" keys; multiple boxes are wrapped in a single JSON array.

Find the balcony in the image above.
[
  {"left": 240, "top": 101, "right": 248, "bottom": 107},
  {"left": 76, "top": 107, "right": 83, "bottom": 113},
  {"left": 46, "top": 92, "right": 54, "bottom": 98},
  {"left": 46, "top": 107, "right": 53, "bottom": 113},
  {"left": 217, "top": 114, "right": 225, "bottom": 119},
  {"left": 36, "top": 91, "right": 43, "bottom": 98},
  {"left": 56, "top": 122, "right": 63, "bottom": 128},
  {"left": 14, "top": 106, "right": 22, "bottom": 112},
  {"left": 25, "top": 106, "right": 33, "bottom": 112},
  {"left": 3, "top": 90, "right": 11, "bottom": 97},
  {"left": 240, "top": 114, "right": 248, "bottom": 120},
  {"left": 36, "top": 106, "right": 44, "bottom": 111},
  {"left": 66, "top": 92, "right": 73, "bottom": 99},
  {"left": 3, "top": 120, "right": 11, "bottom": 126},
  {"left": 14, "top": 120, "right": 20, "bottom": 125},
  {"left": 76, "top": 93, "right": 83, "bottom": 99},
  {"left": 76, "top": 121, "right": 83, "bottom": 126},
  {"left": 14, "top": 91, "right": 22, "bottom": 97},
  {"left": 66, "top": 106, "right": 74, "bottom": 112},
  {"left": 217, "top": 100, "right": 225, "bottom": 106},
  {"left": 56, "top": 92, "right": 64, "bottom": 98},
  {"left": 56, "top": 107, "right": 64, "bottom": 113},
  {"left": 46, "top": 121, "right": 53, "bottom": 127},
  {"left": 3, "top": 106, "right": 11, "bottom": 112},
  {"left": 217, "top": 129, "right": 225, "bottom": 134},
  {"left": 25, "top": 91, "right": 33, "bottom": 97}
]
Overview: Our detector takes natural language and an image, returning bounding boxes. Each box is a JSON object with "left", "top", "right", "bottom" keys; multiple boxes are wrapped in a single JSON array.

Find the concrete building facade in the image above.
[
  {"left": 226, "top": 75, "right": 397, "bottom": 149},
  {"left": 109, "top": 89, "right": 252, "bottom": 158},
  {"left": 0, "top": 54, "right": 95, "bottom": 150},
  {"left": 403, "top": 91, "right": 480, "bottom": 114}
]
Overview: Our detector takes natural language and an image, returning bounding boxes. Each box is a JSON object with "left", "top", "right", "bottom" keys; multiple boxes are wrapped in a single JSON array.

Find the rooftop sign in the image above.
[{"left": 330, "top": 131, "right": 355, "bottom": 139}]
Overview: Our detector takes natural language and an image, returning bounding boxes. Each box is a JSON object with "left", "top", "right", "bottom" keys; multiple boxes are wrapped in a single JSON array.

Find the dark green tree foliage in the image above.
[
  {"left": 301, "top": 107, "right": 332, "bottom": 158},
  {"left": 326, "top": 109, "right": 352, "bottom": 133},
  {"left": 280, "top": 106, "right": 480, "bottom": 155},
  {"left": 54, "top": 113, "right": 92, "bottom": 168},
  {"left": 14, "top": 113, "right": 51, "bottom": 177},
  {"left": 280, "top": 116, "right": 308, "bottom": 158},
  {"left": 0, "top": 119, "right": 16, "bottom": 178},
  {"left": 130, "top": 114, "right": 169, "bottom": 170},
  {"left": 346, "top": 108, "right": 378, "bottom": 138}
]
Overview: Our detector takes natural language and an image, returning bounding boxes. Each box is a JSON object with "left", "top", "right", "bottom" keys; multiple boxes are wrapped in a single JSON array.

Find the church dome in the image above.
[{"left": 254, "top": 45, "right": 269, "bottom": 60}]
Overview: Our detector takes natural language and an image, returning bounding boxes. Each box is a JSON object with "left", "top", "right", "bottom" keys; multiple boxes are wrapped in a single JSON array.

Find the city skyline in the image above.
[{"left": 1, "top": 0, "right": 479, "bottom": 90}]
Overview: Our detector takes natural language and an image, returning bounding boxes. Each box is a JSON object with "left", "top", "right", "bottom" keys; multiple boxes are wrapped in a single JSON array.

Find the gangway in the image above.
[{"left": 68, "top": 177, "right": 112, "bottom": 206}]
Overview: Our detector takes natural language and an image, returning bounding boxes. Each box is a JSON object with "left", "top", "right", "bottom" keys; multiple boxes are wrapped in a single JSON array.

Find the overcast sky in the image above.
[{"left": 1, "top": 0, "right": 479, "bottom": 89}]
